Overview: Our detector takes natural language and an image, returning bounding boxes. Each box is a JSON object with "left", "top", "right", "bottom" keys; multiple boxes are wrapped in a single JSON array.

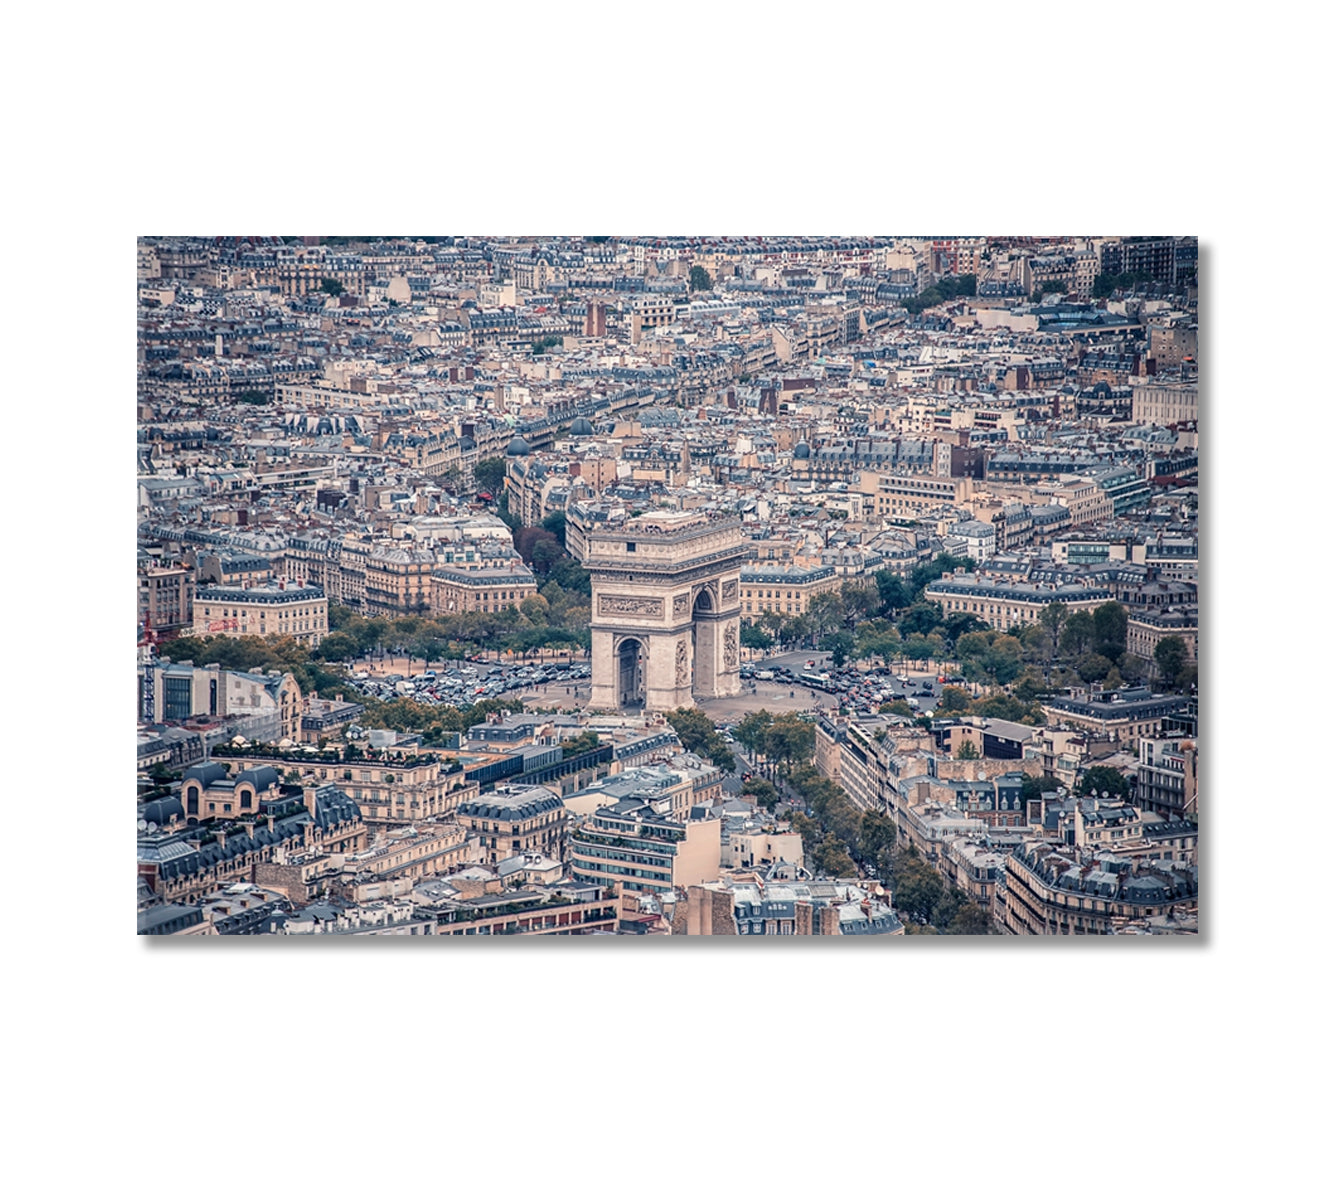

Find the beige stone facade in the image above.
[
  {"left": 924, "top": 574, "right": 1110, "bottom": 633},
  {"left": 855, "top": 471, "right": 975, "bottom": 520},
  {"left": 740, "top": 564, "right": 840, "bottom": 618},
  {"left": 1131, "top": 380, "right": 1198, "bottom": 425},
  {"left": 193, "top": 583, "right": 328, "bottom": 645},
  {"left": 580, "top": 510, "right": 745, "bottom": 711},
  {"left": 431, "top": 564, "right": 537, "bottom": 615},
  {"left": 218, "top": 749, "right": 477, "bottom": 830}
]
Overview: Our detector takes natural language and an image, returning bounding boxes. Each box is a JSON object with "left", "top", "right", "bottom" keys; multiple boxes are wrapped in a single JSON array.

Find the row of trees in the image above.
[
  {"left": 883, "top": 846, "right": 992, "bottom": 934},
  {"left": 320, "top": 601, "right": 591, "bottom": 666},
  {"left": 740, "top": 554, "right": 978, "bottom": 659},
  {"left": 743, "top": 727, "right": 991, "bottom": 934},
  {"left": 353, "top": 693, "right": 513, "bottom": 747},
  {"left": 664, "top": 708, "right": 736, "bottom": 773},
  {"left": 900, "top": 274, "right": 976, "bottom": 314},
  {"left": 732, "top": 709, "right": 816, "bottom": 776},
  {"left": 157, "top": 632, "right": 348, "bottom": 699},
  {"left": 744, "top": 564, "right": 1192, "bottom": 697}
]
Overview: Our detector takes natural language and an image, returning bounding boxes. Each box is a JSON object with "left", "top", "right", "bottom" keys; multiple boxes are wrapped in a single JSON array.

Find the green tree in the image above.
[
  {"left": 816, "top": 834, "right": 857, "bottom": 878},
  {"left": 735, "top": 709, "right": 775, "bottom": 759},
  {"left": 890, "top": 851, "right": 944, "bottom": 925},
  {"left": 1078, "top": 653, "right": 1115, "bottom": 684},
  {"left": 540, "top": 511, "right": 567, "bottom": 547},
  {"left": 740, "top": 623, "right": 774, "bottom": 651},
  {"left": 1021, "top": 773, "right": 1064, "bottom": 801},
  {"left": 984, "top": 634, "right": 1024, "bottom": 685},
  {"left": 937, "top": 686, "right": 971, "bottom": 714},
  {"left": 1012, "top": 671, "right": 1050, "bottom": 703},
  {"left": 665, "top": 707, "right": 715, "bottom": 754},
  {"left": 857, "top": 809, "right": 896, "bottom": 874},
  {"left": 807, "top": 590, "right": 846, "bottom": 641},
  {"left": 1154, "top": 636, "right": 1190, "bottom": 689},
  {"left": 1092, "top": 602, "right": 1129, "bottom": 661},
  {"left": 546, "top": 556, "right": 591, "bottom": 597},
  {"left": 903, "top": 636, "right": 935, "bottom": 668},
  {"left": 474, "top": 457, "right": 507, "bottom": 496},
  {"left": 761, "top": 713, "right": 815, "bottom": 773},
  {"left": 531, "top": 537, "right": 563, "bottom": 578},
  {"left": 1039, "top": 602, "right": 1067, "bottom": 676},
  {"left": 909, "top": 554, "right": 973, "bottom": 597},
  {"left": 946, "top": 902, "right": 991, "bottom": 935},
  {"left": 741, "top": 778, "right": 779, "bottom": 810},
  {"left": 520, "top": 594, "right": 550, "bottom": 624},
  {"left": 1078, "top": 765, "right": 1131, "bottom": 799},
  {"left": 839, "top": 583, "right": 879, "bottom": 627},
  {"left": 319, "top": 278, "right": 344, "bottom": 296},
  {"left": 826, "top": 630, "right": 855, "bottom": 669},
  {"left": 898, "top": 601, "right": 944, "bottom": 639},
  {"left": 561, "top": 730, "right": 602, "bottom": 759},
  {"left": 689, "top": 265, "right": 713, "bottom": 292},
  {"left": 972, "top": 694, "right": 1033, "bottom": 722},
  {"left": 944, "top": 611, "right": 988, "bottom": 646},
  {"left": 957, "top": 739, "right": 979, "bottom": 760},
  {"left": 314, "top": 631, "right": 359, "bottom": 662},
  {"left": 1060, "top": 610, "right": 1096, "bottom": 658},
  {"left": 874, "top": 570, "right": 912, "bottom": 614}
]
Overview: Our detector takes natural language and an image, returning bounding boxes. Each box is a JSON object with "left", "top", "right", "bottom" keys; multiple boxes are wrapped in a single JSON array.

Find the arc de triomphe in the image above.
[{"left": 578, "top": 510, "right": 744, "bottom": 711}]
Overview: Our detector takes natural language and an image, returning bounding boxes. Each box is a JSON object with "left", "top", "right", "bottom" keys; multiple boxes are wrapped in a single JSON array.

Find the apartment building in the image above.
[
  {"left": 138, "top": 783, "right": 367, "bottom": 905},
  {"left": 739, "top": 563, "right": 840, "bottom": 618},
  {"left": 569, "top": 798, "right": 721, "bottom": 895},
  {"left": 1127, "top": 607, "right": 1198, "bottom": 663},
  {"left": 456, "top": 787, "right": 568, "bottom": 866},
  {"left": 193, "top": 582, "right": 328, "bottom": 645},
  {"left": 998, "top": 841, "right": 1197, "bottom": 935},
  {"left": 1039, "top": 687, "right": 1193, "bottom": 752},
  {"left": 1131, "top": 380, "right": 1198, "bottom": 425},
  {"left": 430, "top": 563, "right": 538, "bottom": 615},
  {"left": 141, "top": 661, "right": 303, "bottom": 742},
  {"left": 924, "top": 574, "right": 1111, "bottom": 632},
  {"left": 426, "top": 885, "right": 618, "bottom": 936},
  {"left": 364, "top": 545, "right": 437, "bottom": 616},
  {"left": 216, "top": 746, "right": 477, "bottom": 829},
  {"left": 1136, "top": 736, "right": 1198, "bottom": 818},
  {"left": 139, "top": 561, "right": 194, "bottom": 637},
  {"left": 856, "top": 470, "right": 975, "bottom": 520}
]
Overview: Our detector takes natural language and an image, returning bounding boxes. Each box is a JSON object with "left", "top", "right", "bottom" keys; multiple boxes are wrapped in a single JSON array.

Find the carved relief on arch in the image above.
[
  {"left": 723, "top": 621, "right": 739, "bottom": 669},
  {"left": 721, "top": 579, "right": 738, "bottom": 602},
  {"left": 599, "top": 594, "right": 663, "bottom": 618}
]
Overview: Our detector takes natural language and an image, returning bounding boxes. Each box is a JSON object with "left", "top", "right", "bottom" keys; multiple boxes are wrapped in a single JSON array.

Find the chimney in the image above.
[{"left": 303, "top": 785, "right": 319, "bottom": 817}]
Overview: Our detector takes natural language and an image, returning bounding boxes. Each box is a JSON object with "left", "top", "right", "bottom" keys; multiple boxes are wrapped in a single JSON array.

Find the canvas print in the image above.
[{"left": 137, "top": 235, "right": 1199, "bottom": 937}]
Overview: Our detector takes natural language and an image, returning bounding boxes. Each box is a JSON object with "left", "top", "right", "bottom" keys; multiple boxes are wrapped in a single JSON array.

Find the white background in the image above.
[{"left": 7, "top": 4, "right": 1324, "bottom": 1197}]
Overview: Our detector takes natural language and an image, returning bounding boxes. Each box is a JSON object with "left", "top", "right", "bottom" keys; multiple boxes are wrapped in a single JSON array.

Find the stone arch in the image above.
[
  {"left": 584, "top": 514, "right": 745, "bottom": 712},
  {"left": 613, "top": 636, "right": 646, "bottom": 709}
]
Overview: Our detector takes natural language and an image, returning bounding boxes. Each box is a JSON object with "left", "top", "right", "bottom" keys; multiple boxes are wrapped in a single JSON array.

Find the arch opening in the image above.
[{"left": 617, "top": 638, "right": 646, "bottom": 710}]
